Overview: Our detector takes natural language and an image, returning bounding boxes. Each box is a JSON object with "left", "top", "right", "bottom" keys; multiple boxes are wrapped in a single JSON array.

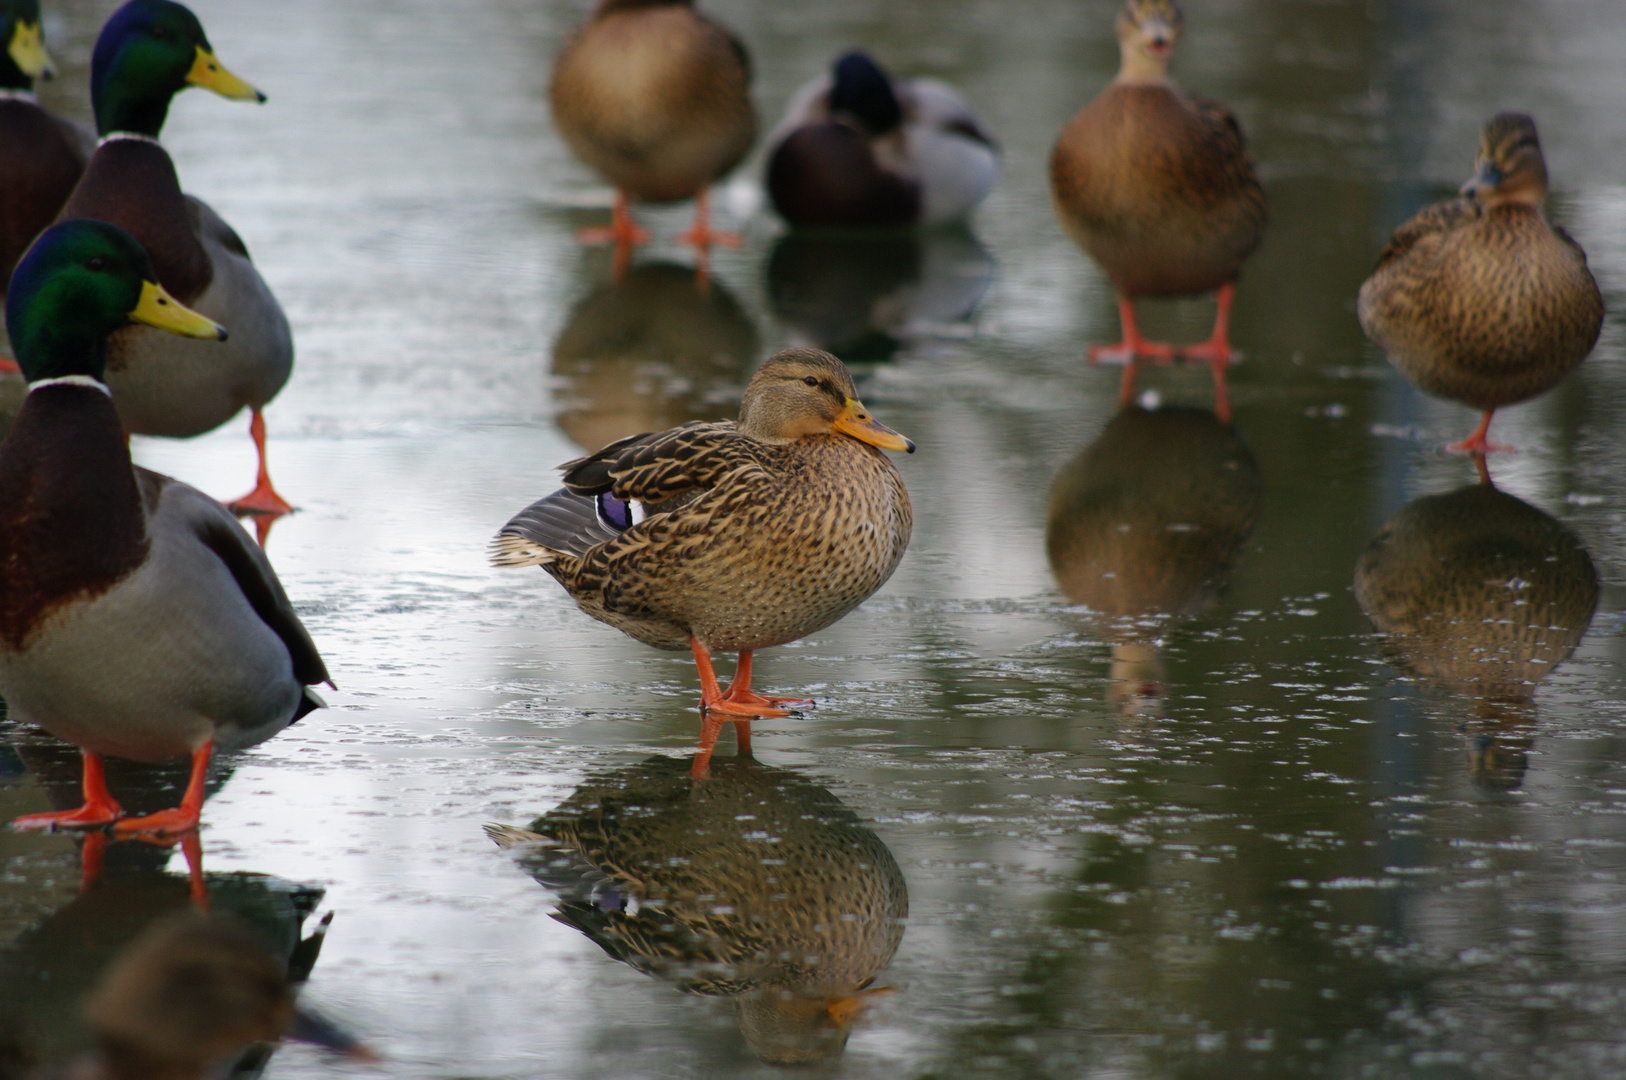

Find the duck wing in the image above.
[
  {"left": 141, "top": 470, "right": 330, "bottom": 692},
  {"left": 562, "top": 421, "right": 773, "bottom": 504},
  {"left": 1372, "top": 198, "right": 1482, "bottom": 273}
]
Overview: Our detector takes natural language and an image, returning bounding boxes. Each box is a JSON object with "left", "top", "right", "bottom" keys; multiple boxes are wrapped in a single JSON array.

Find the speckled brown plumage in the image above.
[
  {"left": 493, "top": 349, "right": 912, "bottom": 657},
  {"left": 1358, "top": 113, "right": 1603, "bottom": 412},
  {"left": 1049, "top": 0, "right": 1265, "bottom": 299},
  {"left": 549, "top": 0, "right": 754, "bottom": 204},
  {"left": 488, "top": 753, "right": 906, "bottom": 1064},
  {"left": 1354, "top": 483, "right": 1597, "bottom": 700}
]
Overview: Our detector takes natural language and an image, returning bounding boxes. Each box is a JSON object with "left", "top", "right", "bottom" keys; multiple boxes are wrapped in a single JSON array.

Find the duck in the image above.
[
  {"left": 488, "top": 753, "right": 906, "bottom": 1065},
  {"left": 1357, "top": 112, "right": 1604, "bottom": 455},
  {"left": 0, "top": 219, "right": 329, "bottom": 839},
  {"left": 1050, "top": 0, "right": 1266, "bottom": 419},
  {"left": 491, "top": 348, "right": 913, "bottom": 772},
  {"left": 766, "top": 50, "right": 998, "bottom": 229},
  {"left": 53, "top": 0, "right": 295, "bottom": 518},
  {"left": 0, "top": 0, "right": 91, "bottom": 300},
  {"left": 550, "top": 0, "right": 755, "bottom": 258}
]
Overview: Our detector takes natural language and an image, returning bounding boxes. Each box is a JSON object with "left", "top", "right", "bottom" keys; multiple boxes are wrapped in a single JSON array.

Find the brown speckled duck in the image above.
[
  {"left": 1050, "top": 0, "right": 1265, "bottom": 418},
  {"left": 487, "top": 754, "right": 906, "bottom": 1065},
  {"left": 491, "top": 349, "right": 913, "bottom": 770},
  {"left": 550, "top": 0, "right": 755, "bottom": 259},
  {"left": 1357, "top": 113, "right": 1603, "bottom": 455}
]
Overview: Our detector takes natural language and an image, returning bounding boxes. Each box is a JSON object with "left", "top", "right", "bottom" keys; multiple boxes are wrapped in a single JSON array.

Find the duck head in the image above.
[
  {"left": 91, "top": 0, "right": 263, "bottom": 138},
  {"left": 1, "top": 0, "right": 54, "bottom": 86},
  {"left": 6, "top": 219, "right": 225, "bottom": 383},
  {"left": 735, "top": 985, "right": 894, "bottom": 1065},
  {"left": 1116, "top": 0, "right": 1183, "bottom": 84},
  {"left": 1461, "top": 112, "right": 1547, "bottom": 209},
  {"left": 738, "top": 348, "right": 914, "bottom": 452},
  {"left": 829, "top": 51, "right": 903, "bottom": 136}
]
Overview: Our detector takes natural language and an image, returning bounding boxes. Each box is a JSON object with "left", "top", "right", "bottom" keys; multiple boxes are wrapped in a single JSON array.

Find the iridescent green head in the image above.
[
  {"left": 1, "top": 0, "right": 54, "bottom": 89},
  {"left": 6, "top": 220, "right": 225, "bottom": 382},
  {"left": 91, "top": 0, "right": 264, "bottom": 137}
]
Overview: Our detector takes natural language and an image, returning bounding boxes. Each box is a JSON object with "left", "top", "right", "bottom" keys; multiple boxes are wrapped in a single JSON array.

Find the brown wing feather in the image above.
[
  {"left": 563, "top": 422, "right": 774, "bottom": 505},
  {"left": 1372, "top": 198, "right": 1482, "bottom": 274}
]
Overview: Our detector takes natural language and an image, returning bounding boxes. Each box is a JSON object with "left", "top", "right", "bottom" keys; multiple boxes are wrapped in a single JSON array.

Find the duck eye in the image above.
[
  {"left": 803, "top": 376, "right": 819, "bottom": 387},
  {"left": 86, "top": 257, "right": 107, "bottom": 271},
  {"left": 149, "top": 25, "right": 169, "bottom": 40}
]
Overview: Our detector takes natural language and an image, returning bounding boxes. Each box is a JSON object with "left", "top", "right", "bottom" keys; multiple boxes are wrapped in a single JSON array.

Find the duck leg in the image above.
[
  {"left": 722, "top": 650, "right": 814, "bottom": 711},
  {"left": 227, "top": 408, "right": 294, "bottom": 518},
  {"left": 578, "top": 190, "right": 651, "bottom": 250},
  {"left": 1447, "top": 409, "right": 1513, "bottom": 456},
  {"left": 10, "top": 751, "right": 124, "bottom": 831},
  {"left": 692, "top": 638, "right": 791, "bottom": 720},
  {"left": 678, "top": 187, "right": 744, "bottom": 253},
  {"left": 1179, "top": 282, "right": 1237, "bottom": 423},
  {"left": 1090, "top": 295, "right": 1178, "bottom": 367},
  {"left": 113, "top": 741, "right": 211, "bottom": 839}
]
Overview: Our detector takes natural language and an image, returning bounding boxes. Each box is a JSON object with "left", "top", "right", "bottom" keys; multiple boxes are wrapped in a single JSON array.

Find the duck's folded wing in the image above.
[
  {"left": 142, "top": 470, "right": 330, "bottom": 688},
  {"left": 1373, "top": 198, "right": 1481, "bottom": 272},
  {"left": 561, "top": 422, "right": 770, "bottom": 504}
]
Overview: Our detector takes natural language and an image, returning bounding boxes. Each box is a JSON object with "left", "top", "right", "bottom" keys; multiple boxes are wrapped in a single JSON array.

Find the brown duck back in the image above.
[
  {"left": 0, "top": 100, "right": 85, "bottom": 293},
  {"left": 1050, "top": 83, "right": 1265, "bottom": 297},
  {"left": 550, "top": 5, "right": 754, "bottom": 202},
  {"left": 1357, "top": 201, "right": 1602, "bottom": 410}
]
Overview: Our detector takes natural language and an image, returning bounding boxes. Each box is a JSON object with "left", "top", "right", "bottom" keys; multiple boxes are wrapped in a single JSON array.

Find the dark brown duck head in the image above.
[
  {"left": 734, "top": 985, "right": 895, "bottom": 1066},
  {"left": 1116, "top": 0, "right": 1183, "bottom": 83},
  {"left": 1460, "top": 112, "right": 1548, "bottom": 209},
  {"left": 737, "top": 348, "right": 914, "bottom": 452}
]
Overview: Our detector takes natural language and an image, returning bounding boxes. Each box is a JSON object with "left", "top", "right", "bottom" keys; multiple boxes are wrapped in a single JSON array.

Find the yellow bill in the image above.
[
  {"left": 833, "top": 398, "right": 915, "bottom": 453},
  {"left": 186, "top": 46, "right": 266, "bottom": 102},
  {"left": 129, "top": 280, "right": 227, "bottom": 341},
  {"left": 8, "top": 19, "right": 54, "bottom": 80}
]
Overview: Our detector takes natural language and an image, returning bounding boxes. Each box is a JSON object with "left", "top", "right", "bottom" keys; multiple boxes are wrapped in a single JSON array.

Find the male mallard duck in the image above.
[
  {"left": 0, "top": 219, "right": 329, "bottom": 838},
  {"left": 550, "top": 0, "right": 755, "bottom": 257},
  {"left": 488, "top": 754, "right": 905, "bottom": 1065},
  {"left": 54, "top": 0, "right": 295, "bottom": 517},
  {"left": 492, "top": 348, "right": 913, "bottom": 770},
  {"left": 1357, "top": 112, "right": 1603, "bottom": 455},
  {"left": 766, "top": 50, "right": 998, "bottom": 229},
  {"left": 1050, "top": 0, "right": 1266, "bottom": 418},
  {"left": 0, "top": 0, "right": 90, "bottom": 299}
]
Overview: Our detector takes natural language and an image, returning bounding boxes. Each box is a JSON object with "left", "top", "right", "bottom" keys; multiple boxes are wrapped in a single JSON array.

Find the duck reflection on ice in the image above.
[
  {"left": 0, "top": 842, "right": 340, "bottom": 1078},
  {"left": 488, "top": 754, "right": 906, "bottom": 1065},
  {"left": 551, "top": 261, "right": 758, "bottom": 453},
  {"left": 1355, "top": 480, "right": 1598, "bottom": 790},
  {"left": 1046, "top": 404, "right": 1262, "bottom": 718},
  {"left": 766, "top": 226, "right": 993, "bottom": 362}
]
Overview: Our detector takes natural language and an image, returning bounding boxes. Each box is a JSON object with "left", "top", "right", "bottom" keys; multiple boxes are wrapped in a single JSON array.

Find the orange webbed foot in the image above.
[
  {"left": 227, "top": 483, "right": 294, "bottom": 517},
  {"left": 577, "top": 221, "right": 651, "bottom": 247},
  {"left": 112, "top": 806, "right": 200, "bottom": 840},
  {"left": 11, "top": 802, "right": 123, "bottom": 832},
  {"left": 1088, "top": 339, "right": 1176, "bottom": 366},
  {"left": 703, "top": 698, "right": 791, "bottom": 720}
]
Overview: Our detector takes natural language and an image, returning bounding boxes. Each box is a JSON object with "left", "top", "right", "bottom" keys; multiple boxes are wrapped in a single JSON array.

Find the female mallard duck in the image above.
[
  {"left": 0, "top": 219, "right": 329, "bottom": 838},
  {"left": 492, "top": 348, "right": 913, "bottom": 769},
  {"left": 1050, "top": 0, "right": 1266, "bottom": 417},
  {"left": 488, "top": 754, "right": 905, "bottom": 1065},
  {"left": 550, "top": 0, "right": 755, "bottom": 255},
  {"left": 0, "top": 0, "right": 90, "bottom": 298},
  {"left": 54, "top": 0, "right": 294, "bottom": 517},
  {"left": 1357, "top": 113, "right": 1603, "bottom": 455},
  {"left": 766, "top": 51, "right": 998, "bottom": 229}
]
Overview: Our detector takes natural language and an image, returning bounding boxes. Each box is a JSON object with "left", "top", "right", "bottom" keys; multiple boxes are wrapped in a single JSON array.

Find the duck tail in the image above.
[{"left": 490, "top": 486, "right": 636, "bottom": 568}]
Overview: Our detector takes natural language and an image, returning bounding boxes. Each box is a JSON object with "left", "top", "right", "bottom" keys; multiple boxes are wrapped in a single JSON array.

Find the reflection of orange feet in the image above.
[
  {"left": 1446, "top": 410, "right": 1511, "bottom": 455},
  {"left": 0, "top": 356, "right": 19, "bottom": 375},
  {"left": 10, "top": 751, "right": 123, "bottom": 831}
]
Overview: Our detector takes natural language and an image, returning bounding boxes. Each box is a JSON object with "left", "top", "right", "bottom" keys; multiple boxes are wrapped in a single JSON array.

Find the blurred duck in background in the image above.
[
  {"left": 0, "top": 0, "right": 91, "bottom": 303},
  {"left": 767, "top": 50, "right": 998, "bottom": 229},
  {"left": 1050, "top": 0, "right": 1266, "bottom": 420},
  {"left": 1358, "top": 112, "right": 1603, "bottom": 456},
  {"left": 0, "top": 221, "right": 329, "bottom": 839},
  {"left": 1354, "top": 479, "right": 1598, "bottom": 791},
  {"left": 550, "top": 0, "right": 755, "bottom": 263},
  {"left": 492, "top": 350, "right": 912, "bottom": 775},
  {"left": 55, "top": 0, "right": 296, "bottom": 521},
  {"left": 1047, "top": 404, "right": 1261, "bottom": 720},
  {"left": 488, "top": 754, "right": 905, "bottom": 1066}
]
